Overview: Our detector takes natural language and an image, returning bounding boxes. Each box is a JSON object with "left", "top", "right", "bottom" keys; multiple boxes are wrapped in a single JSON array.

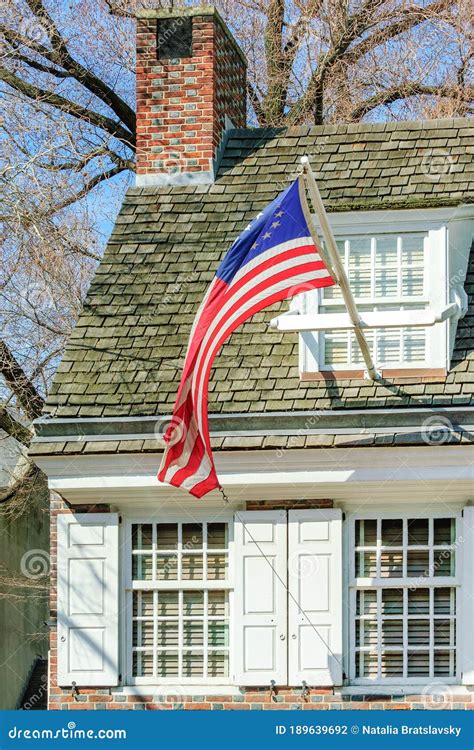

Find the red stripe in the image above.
[
  {"left": 166, "top": 272, "right": 334, "bottom": 494},
  {"left": 192, "top": 259, "right": 332, "bottom": 407}
]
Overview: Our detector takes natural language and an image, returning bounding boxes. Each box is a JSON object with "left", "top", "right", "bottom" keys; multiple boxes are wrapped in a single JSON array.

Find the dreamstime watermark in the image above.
[
  {"left": 421, "top": 682, "right": 456, "bottom": 709},
  {"left": 287, "top": 550, "right": 320, "bottom": 580},
  {"left": 421, "top": 151, "right": 454, "bottom": 182},
  {"left": 8, "top": 722, "right": 126, "bottom": 741},
  {"left": 154, "top": 415, "right": 188, "bottom": 448},
  {"left": 421, "top": 415, "right": 455, "bottom": 445},
  {"left": 157, "top": 271, "right": 199, "bottom": 312},
  {"left": 19, "top": 18, "right": 50, "bottom": 46},
  {"left": 23, "top": 674, "right": 48, "bottom": 710},
  {"left": 408, "top": 533, "right": 464, "bottom": 591},
  {"left": 20, "top": 549, "right": 50, "bottom": 580},
  {"left": 275, "top": 411, "right": 324, "bottom": 458}
]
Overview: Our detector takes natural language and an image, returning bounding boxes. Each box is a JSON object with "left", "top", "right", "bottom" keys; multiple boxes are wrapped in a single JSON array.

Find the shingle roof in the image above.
[{"left": 43, "top": 118, "right": 474, "bottom": 428}]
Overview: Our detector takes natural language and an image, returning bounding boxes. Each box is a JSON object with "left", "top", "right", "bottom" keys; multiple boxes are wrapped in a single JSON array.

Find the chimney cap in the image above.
[{"left": 136, "top": 5, "right": 246, "bottom": 67}]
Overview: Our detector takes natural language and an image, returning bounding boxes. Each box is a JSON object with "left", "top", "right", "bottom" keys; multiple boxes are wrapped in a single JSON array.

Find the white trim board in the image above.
[{"left": 36, "top": 445, "right": 474, "bottom": 505}]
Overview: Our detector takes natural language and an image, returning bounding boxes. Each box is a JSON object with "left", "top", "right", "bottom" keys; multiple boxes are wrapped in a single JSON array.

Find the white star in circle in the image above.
[
  {"left": 262, "top": 232, "right": 272, "bottom": 239},
  {"left": 275, "top": 210, "right": 284, "bottom": 217},
  {"left": 251, "top": 242, "right": 258, "bottom": 250},
  {"left": 271, "top": 221, "right": 281, "bottom": 229}
]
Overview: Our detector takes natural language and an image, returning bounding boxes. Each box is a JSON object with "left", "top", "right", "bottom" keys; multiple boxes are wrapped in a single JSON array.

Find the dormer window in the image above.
[{"left": 272, "top": 207, "right": 473, "bottom": 379}]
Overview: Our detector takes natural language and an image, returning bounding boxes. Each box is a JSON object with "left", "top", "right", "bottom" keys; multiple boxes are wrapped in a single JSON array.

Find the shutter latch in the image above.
[
  {"left": 269, "top": 680, "right": 277, "bottom": 702},
  {"left": 71, "top": 681, "right": 79, "bottom": 701},
  {"left": 301, "top": 681, "right": 310, "bottom": 700}
]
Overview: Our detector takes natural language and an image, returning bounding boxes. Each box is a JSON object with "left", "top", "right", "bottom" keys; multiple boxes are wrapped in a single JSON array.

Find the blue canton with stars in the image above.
[{"left": 215, "top": 179, "right": 313, "bottom": 284}]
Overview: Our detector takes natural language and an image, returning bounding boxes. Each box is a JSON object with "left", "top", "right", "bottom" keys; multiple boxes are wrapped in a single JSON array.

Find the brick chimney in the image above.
[{"left": 136, "top": 6, "right": 247, "bottom": 185}]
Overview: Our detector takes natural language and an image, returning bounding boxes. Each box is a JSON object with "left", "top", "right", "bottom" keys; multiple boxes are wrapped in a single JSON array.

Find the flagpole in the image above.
[{"left": 300, "top": 156, "right": 379, "bottom": 381}]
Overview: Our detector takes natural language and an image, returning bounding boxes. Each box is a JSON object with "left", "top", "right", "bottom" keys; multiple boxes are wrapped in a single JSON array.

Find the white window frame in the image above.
[
  {"left": 122, "top": 511, "right": 235, "bottom": 687},
  {"left": 299, "top": 207, "right": 473, "bottom": 374},
  {"left": 346, "top": 509, "right": 462, "bottom": 686}
]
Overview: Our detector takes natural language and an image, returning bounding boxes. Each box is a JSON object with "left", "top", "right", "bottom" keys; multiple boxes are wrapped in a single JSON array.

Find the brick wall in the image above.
[
  {"left": 47, "top": 494, "right": 473, "bottom": 711},
  {"left": 136, "top": 8, "right": 246, "bottom": 180}
]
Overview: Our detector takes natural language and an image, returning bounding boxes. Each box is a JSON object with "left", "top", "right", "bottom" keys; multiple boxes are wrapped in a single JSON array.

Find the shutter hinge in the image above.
[
  {"left": 118, "top": 674, "right": 122, "bottom": 683},
  {"left": 119, "top": 516, "right": 122, "bottom": 524},
  {"left": 342, "top": 512, "right": 346, "bottom": 521}
]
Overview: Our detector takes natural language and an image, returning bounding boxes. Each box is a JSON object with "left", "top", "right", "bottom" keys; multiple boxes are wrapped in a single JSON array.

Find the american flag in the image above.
[{"left": 158, "top": 177, "right": 335, "bottom": 498}]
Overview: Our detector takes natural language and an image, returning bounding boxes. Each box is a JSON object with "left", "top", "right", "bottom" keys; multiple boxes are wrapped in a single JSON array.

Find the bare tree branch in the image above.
[{"left": 0, "top": 341, "right": 45, "bottom": 420}]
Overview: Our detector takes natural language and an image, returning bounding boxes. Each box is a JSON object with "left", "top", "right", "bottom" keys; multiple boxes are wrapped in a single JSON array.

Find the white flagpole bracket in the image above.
[{"left": 300, "top": 156, "right": 380, "bottom": 381}]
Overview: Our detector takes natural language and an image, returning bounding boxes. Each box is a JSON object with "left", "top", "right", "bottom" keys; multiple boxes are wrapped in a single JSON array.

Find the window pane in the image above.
[
  {"left": 356, "top": 651, "right": 378, "bottom": 678},
  {"left": 183, "top": 621, "right": 204, "bottom": 647},
  {"left": 183, "top": 591, "right": 204, "bottom": 617},
  {"left": 208, "top": 621, "right": 229, "bottom": 647},
  {"left": 377, "top": 329, "right": 400, "bottom": 364},
  {"left": 356, "top": 551, "right": 377, "bottom": 577},
  {"left": 434, "top": 650, "right": 455, "bottom": 676},
  {"left": 403, "top": 329, "right": 425, "bottom": 362},
  {"left": 183, "top": 651, "right": 204, "bottom": 678},
  {"left": 401, "top": 235, "right": 424, "bottom": 297},
  {"left": 208, "top": 591, "right": 228, "bottom": 617},
  {"left": 157, "top": 652, "right": 179, "bottom": 678},
  {"left": 434, "top": 619, "right": 455, "bottom": 646},
  {"left": 133, "top": 651, "right": 153, "bottom": 677},
  {"left": 407, "top": 651, "right": 429, "bottom": 676},
  {"left": 408, "top": 519, "right": 429, "bottom": 545},
  {"left": 356, "top": 589, "right": 377, "bottom": 615},
  {"left": 408, "top": 588, "right": 430, "bottom": 614},
  {"left": 183, "top": 523, "right": 203, "bottom": 550},
  {"left": 207, "top": 553, "right": 227, "bottom": 580},
  {"left": 348, "top": 238, "right": 371, "bottom": 297},
  {"left": 356, "top": 619, "right": 378, "bottom": 647},
  {"left": 382, "top": 619, "right": 403, "bottom": 646},
  {"left": 156, "top": 555, "right": 178, "bottom": 580},
  {"left": 381, "top": 519, "right": 403, "bottom": 546},
  {"left": 324, "top": 332, "right": 348, "bottom": 365},
  {"left": 356, "top": 519, "right": 377, "bottom": 547},
  {"left": 157, "top": 621, "right": 179, "bottom": 648},
  {"left": 380, "top": 551, "right": 403, "bottom": 577},
  {"left": 407, "top": 619, "right": 430, "bottom": 646},
  {"left": 433, "top": 549, "right": 455, "bottom": 576},
  {"left": 381, "top": 652, "right": 403, "bottom": 677},
  {"left": 133, "top": 591, "right": 153, "bottom": 617},
  {"left": 375, "top": 237, "right": 398, "bottom": 298},
  {"left": 381, "top": 589, "right": 404, "bottom": 615},
  {"left": 133, "top": 620, "right": 153, "bottom": 647},
  {"left": 407, "top": 550, "right": 429, "bottom": 577},
  {"left": 208, "top": 652, "right": 228, "bottom": 677},
  {"left": 156, "top": 523, "right": 178, "bottom": 550},
  {"left": 157, "top": 592, "right": 179, "bottom": 617},
  {"left": 433, "top": 518, "right": 455, "bottom": 545},
  {"left": 434, "top": 588, "right": 455, "bottom": 615},
  {"left": 133, "top": 555, "right": 153, "bottom": 581},
  {"left": 182, "top": 554, "right": 203, "bottom": 580},
  {"left": 132, "top": 524, "right": 152, "bottom": 550},
  {"left": 208, "top": 523, "right": 228, "bottom": 549}
]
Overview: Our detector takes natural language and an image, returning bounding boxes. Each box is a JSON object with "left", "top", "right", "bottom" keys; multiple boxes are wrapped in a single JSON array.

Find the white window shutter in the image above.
[
  {"left": 461, "top": 506, "right": 474, "bottom": 686},
  {"left": 234, "top": 510, "right": 287, "bottom": 685},
  {"left": 57, "top": 513, "right": 119, "bottom": 687},
  {"left": 288, "top": 509, "right": 343, "bottom": 686}
]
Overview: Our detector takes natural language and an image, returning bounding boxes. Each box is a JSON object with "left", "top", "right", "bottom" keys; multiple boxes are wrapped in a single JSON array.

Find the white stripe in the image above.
[
  {"left": 163, "top": 411, "right": 199, "bottom": 483},
  {"left": 182, "top": 266, "right": 332, "bottom": 492},
  {"left": 192, "top": 260, "right": 330, "bottom": 416},
  {"left": 229, "top": 237, "right": 316, "bottom": 286},
  {"left": 172, "top": 241, "right": 317, "bottom": 417}
]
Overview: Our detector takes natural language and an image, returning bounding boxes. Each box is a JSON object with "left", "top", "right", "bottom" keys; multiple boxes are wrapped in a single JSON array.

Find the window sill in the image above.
[
  {"left": 118, "top": 685, "right": 242, "bottom": 697},
  {"left": 300, "top": 368, "right": 447, "bottom": 383},
  {"left": 341, "top": 685, "right": 469, "bottom": 697}
]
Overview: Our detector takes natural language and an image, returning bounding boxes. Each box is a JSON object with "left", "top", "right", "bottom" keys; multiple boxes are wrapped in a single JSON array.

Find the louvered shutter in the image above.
[
  {"left": 57, "top": 513, "right": 119, "bottom": 687},
  {"left": 288, "top": 509, "right": 343, "bottom": 686},
  {"left": 234, "top": 511, "right": 287, "bottom": 685},
  {"left": 461, "top": 507, "right": 474, "bottom": 685}
]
